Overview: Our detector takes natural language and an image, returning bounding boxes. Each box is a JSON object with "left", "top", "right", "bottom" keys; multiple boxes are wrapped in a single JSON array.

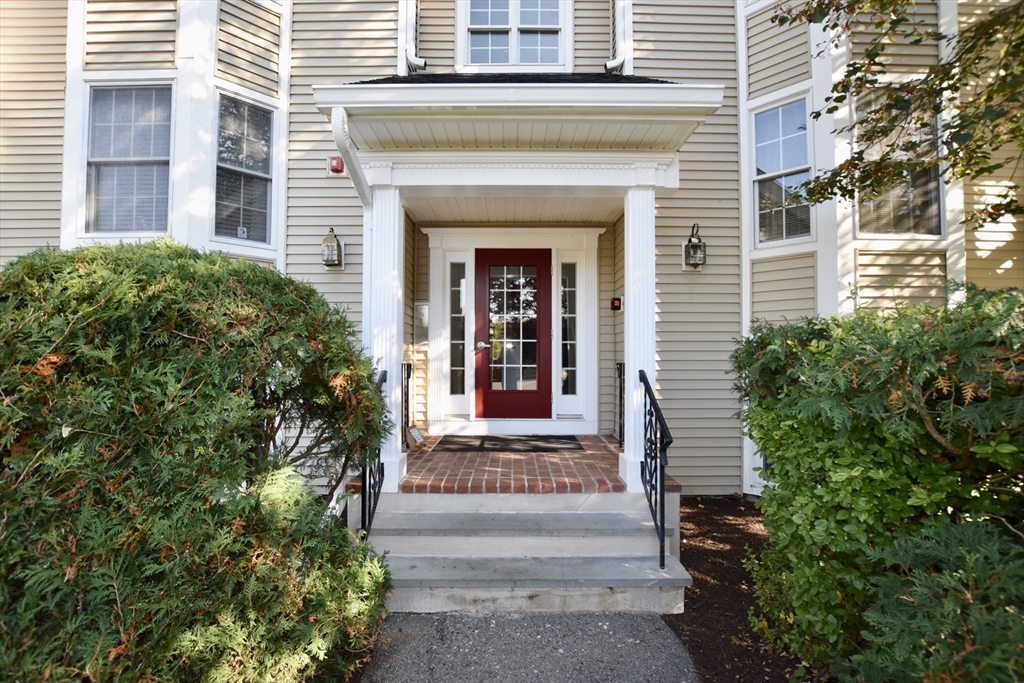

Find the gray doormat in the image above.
[{"left": 431, "top": 435, "right": 584, "bottom": 452}]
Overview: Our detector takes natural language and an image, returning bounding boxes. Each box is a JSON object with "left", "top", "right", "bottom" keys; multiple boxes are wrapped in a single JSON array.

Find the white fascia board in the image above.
[
  {"left": 312, "top": 82, "right": 724, "bottom": 119},
  {"left": 358, "top": 150, "right": 682, "bottom": 190}
]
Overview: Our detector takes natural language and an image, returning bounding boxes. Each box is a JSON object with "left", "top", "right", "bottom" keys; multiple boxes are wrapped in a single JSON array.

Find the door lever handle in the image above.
[{"left": 476, "top": 341, "right": 489, "bottom": 350}]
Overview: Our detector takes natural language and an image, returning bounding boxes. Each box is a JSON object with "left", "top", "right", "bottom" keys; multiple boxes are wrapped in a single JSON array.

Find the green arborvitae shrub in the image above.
[
  {"left": 837, "top": 517, "right": 1024, "bottom": 683},
  {"left": 731, "top": 285, "right": 1023, "bottom": 668},
  {"left": 0, "top": 241, "right": 391, "bottom": 681}
]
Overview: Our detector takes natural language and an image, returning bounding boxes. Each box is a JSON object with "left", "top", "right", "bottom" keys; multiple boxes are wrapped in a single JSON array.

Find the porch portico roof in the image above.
[{"left": 313, "top": 73, "right": 724, "bottom": 154}]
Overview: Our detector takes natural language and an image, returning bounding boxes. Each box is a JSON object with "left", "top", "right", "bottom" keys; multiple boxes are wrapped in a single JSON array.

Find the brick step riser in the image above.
[{"left": 371, "top": 491, "right": 655, "bottom": 514}]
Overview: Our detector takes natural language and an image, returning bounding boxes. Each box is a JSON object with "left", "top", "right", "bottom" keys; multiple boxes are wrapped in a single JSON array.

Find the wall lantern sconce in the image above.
[
  {"left": 684, "top": 223, "right": 706, "bottom": 270},
  {"left": 321, "top": 228, "right": 344, "bottom": 268}
]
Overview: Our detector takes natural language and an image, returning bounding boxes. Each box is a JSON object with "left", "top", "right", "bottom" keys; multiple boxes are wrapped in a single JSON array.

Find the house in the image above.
[{"left": 1, "top": 0, "right": 1019, "bottom": 611}]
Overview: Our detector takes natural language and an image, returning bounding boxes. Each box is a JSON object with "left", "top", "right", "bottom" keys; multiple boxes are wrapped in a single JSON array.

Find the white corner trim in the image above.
[
  {"left": 329, "top": 107, "right": 371, "bottom": 206},
  {"left": 938, "top": 0, "right": 966, "bottom": 294},
  {"left": 59, "top": 0, "right": 87, "bottom": 250},
  {"left": 735, "top": 0, "right": 753, "bottom": 338}
]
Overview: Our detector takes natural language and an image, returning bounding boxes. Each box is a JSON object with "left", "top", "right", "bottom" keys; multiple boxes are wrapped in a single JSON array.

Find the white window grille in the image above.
[
  {"left": 754, "top": 99, "right": 811, "bottom": 244},
  {"left": 215, "top": 95, "right": 273, "bottom": 244},
  {"left": 461, "top": 0, "right": 570, "bottom": 71},
  {"left": 86, "top": 86, "right": 172, "bottom": 233}
]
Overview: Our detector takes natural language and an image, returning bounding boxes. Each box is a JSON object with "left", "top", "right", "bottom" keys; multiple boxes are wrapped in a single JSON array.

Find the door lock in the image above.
[{"left": 476, "top": 341, "right": 489, "bottom": 350}]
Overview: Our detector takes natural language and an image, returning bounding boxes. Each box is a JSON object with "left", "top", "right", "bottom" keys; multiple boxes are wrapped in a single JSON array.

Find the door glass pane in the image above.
[
  {"left": 488, "top": 263, "right": 538, "bottom": 391},
  {"left": 560, "top": 263, "right": 577, "bottom": 395},
  {"left": 449, "top": 263, "right": 466, "bottom": 394}
]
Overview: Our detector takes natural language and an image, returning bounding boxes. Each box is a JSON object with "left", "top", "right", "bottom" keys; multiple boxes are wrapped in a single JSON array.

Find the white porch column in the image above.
[
  {"left": 621, "top": 184, "right": 657, "bottom": 492},
  {"left": 368, "top": 186, "right": 406, "bottom": 491}
]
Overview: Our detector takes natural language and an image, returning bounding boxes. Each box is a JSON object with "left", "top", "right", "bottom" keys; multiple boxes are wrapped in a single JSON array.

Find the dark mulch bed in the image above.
[{"left": 663, "top": 495, "right": 803, "bottom": 682}]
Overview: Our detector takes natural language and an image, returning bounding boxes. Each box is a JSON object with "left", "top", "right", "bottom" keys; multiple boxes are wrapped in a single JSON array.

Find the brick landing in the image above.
[{"left": 400, "top": 435, "right": 625, "bottom": 494}]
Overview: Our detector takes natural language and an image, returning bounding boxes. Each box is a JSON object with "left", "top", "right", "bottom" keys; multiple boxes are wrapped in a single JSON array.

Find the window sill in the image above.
[
  {"left": 76, "top": 231, "right": 168, "bottom": 241},
  {"left": 210, "top": 235, "right": 275, "bottom": 251},
  {"left": 854, "top": 232, "right": 946, "bottom": 242},
  {"left": 455, "top": 63, "right": 573, "bottom": 74},
  {"left": 753, "top": 234, "right": 816, "bottom": 251}
]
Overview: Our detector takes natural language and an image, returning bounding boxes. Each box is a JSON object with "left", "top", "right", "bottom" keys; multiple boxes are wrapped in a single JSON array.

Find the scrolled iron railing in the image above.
[
  {"left": 360, "top": 370, "right": 387, "bottom": 535},
  {"left": 639, "top": 369, "right": 673, "bottom": 570}
]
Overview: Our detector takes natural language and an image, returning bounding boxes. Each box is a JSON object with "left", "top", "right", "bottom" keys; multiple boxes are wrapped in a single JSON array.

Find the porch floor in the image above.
[{"left": 401, "top": 435, "right": 625, "bottom": 494}]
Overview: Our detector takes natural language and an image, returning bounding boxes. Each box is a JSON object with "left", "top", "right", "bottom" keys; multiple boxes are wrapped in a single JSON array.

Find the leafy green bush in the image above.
[
  {"left": 0, "top": 242, "right": 391, "bottom": 681},
  {"left": 837, "top": 517, "right": 1024, "bottom": 683},
  {"left": 731, "top": 285, "right": 1023, "bottom": 667}
]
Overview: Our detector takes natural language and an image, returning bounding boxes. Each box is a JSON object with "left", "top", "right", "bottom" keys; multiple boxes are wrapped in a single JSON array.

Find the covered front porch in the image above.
[{"left": 313, "top": 74, "right": 724, "bottom": 496}]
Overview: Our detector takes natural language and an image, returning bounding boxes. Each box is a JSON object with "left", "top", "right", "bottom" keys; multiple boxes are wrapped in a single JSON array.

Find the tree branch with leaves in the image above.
[{"left": 776, "top": 0, "right": 1024, "bottom": 229}]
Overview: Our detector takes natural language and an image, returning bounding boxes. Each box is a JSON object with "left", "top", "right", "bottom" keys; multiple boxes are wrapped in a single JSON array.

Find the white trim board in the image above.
[{"left": 423, "top": 227, "right": 605, "bottom": 436}]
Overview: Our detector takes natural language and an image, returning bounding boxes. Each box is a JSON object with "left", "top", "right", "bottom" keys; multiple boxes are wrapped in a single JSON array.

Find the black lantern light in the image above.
[
  {"left": 321, "top": 228, "right": 344, "bottom": 268},
  {"left": 684, "top": 223, "right": 706, "bottom": 270}
]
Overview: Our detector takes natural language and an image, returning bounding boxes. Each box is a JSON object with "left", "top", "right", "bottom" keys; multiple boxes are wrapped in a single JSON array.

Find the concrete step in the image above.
[
  {"left": 384, "top": 555, "right": 691, "bottom": 613},
  {"left": 353, "top": 492, "right": 687, "bottom": 613},
  {"left": 369, "top": 511, "right": 673, "bottom": 557}
]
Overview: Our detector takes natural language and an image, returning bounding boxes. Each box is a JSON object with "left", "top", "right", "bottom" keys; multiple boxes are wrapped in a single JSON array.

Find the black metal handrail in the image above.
[
  {"left": 361, "top": 370, "right": 387, "bottom": 534},
  {"left": 639, "top": 369, "right": 673, "bottom": 569},
  {"left": 616, "top": 362, "right": 625, "bottom": 446},
  {"left": 402, "top": 362, "right": 412, "bottom": 449}
]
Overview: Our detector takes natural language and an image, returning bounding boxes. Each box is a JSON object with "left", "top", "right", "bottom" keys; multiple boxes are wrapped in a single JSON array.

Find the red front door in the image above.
[{"left": 474, "top": 249, "right": 552, "bottom": 419}]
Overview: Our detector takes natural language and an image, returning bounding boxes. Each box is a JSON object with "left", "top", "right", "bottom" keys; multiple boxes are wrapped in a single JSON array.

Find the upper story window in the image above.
[
  {"left": 754, "top": 99, "right": 811, "bottom": 244},
  {"left": 215, "top": 95, "right": 273, "bottom": 245},
  {"left": 856, "top": 96, "right": 941, "bottom": 236},
  {"left": 459, "top": 0, "right": 572, "bottom": 72},
  {"left": 86, "top": 86, "right": 171, "bottom": 233}
]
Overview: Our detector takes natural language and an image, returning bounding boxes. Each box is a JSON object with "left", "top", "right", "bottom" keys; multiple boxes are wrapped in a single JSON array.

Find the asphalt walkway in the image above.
[{"left": 359, "top": 611, "right": 700, "bottom": 683}]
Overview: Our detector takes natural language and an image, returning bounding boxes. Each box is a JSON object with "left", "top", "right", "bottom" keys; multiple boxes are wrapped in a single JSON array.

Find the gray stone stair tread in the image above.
[
  {"left": 386, "top": 555, "right": 692, "bottom": 589},
  {"left": 371, "top": 511, "right": 672, "bottom": 536}
]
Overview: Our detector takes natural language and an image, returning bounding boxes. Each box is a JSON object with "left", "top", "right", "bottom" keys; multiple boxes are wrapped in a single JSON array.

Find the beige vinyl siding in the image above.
[
  {"left": 960, "top": 0, "right": 1023, "bottom": 290},
  {"left": 747, "top": 5, "right": 810, "bottom": 99},
  {"left": 610, "top": 0, "right": 617, "bottom": 58},
  {"left": 964, "top": 149, "right": 1024, "bottom": 291},
  {"left": 613, "top": 214, "right": 625, "bottom": 439},
  {"left": 85, "top": 0, "right": 178, "bottom": 70},
  {"left": 574, "top": 0, "right": 611, "bottom": 73},
  {"left": 412, "top": 226, "right": 430, "bottom": 428},
  {"left": 0, "top": 0, "right": 66, "bottom": 265},
  {"left": 418, "top": 0, "right": 455, "bottom": 72},
  {"left": 598, "top": 216, "right": 623, "bottom": 436},
  {"left": 856, "top": 251, "right": 947, "bottom": 309},
  {"left": 851, "top": 1, "right": 938, "bottom": 77},
  {"left": 217, "top": 0, "right": 281, "bottom": 97},
  {"left": 634, "top": 1, "right": 742, "bottom": 494},
  {"left": 751, "top": 253, "right": 816, "bottom": 323},
  {"left": 284, "top": 0, "right": 399, "bottom": 333}
]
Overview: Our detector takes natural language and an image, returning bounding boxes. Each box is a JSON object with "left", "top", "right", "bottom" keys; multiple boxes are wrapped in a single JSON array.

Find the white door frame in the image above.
[{"left": 423, "top": 227, "right": 605, "bottom": 435}]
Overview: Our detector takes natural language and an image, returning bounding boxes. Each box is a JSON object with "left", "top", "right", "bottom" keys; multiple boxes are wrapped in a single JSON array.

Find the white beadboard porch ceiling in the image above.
[
  {"left": 401, "top": 194, "right": 625, "bottom": 224},
  {"left": 313, "top": 81, "right": 724, "bottom": 152}
]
